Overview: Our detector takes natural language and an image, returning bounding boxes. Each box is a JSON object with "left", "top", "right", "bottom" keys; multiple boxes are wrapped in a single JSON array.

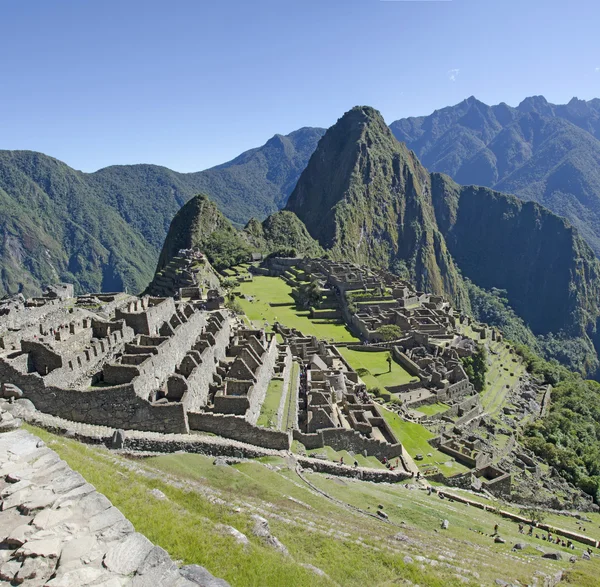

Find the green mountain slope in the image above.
[
  {"left": 155, "top": 194, "right": 322, "bottom": 273},
  {"left": 0, "top": 127, "right": 324, "bottom": 296},
  {"left": 389, "top": 96, "right": 600, "bottom": 257},
  {"left": 285, "top": 106, "right": 600, "bottom": 375},
  {"left": 285, "top": 106, "right": 469, "bottom": 309}
]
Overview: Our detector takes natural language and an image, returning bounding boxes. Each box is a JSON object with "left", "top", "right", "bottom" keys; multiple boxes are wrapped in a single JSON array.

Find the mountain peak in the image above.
[{"left": 517, "top": 95, "right": 551, "bottom": 114}]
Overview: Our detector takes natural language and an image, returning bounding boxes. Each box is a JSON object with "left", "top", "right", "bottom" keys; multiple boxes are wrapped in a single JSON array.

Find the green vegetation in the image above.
[
  {"left": 26, "top": 424, "right": 600, "bottom": 587},
  {"left": 235, "top": 276, "right": 358, "bottom": 342},
  {"left": 281, "top": 361, "right": 299, "bottom": 431},
  {"left": 285, "top": 105, "right": 600, "bottom": 378},
  {"left": 390, "top": 95, "right": 600, "bottom": 259},
  {"left": 257, "top": 378, "right": 284, "bottom": 428},
  {"left": 0, "top": 129, "right": 323, "bottom": 296},
  {"left": 374, "top": 324, "right": 403, "bottom": 341},
  {"left": 416, "top": 403, "right": 449, "bottom": 416},
  {"left": 339, "top": 347, "right": 417, "bottom": 389},
  {"left": 525, "top": 377, "right": 600, "bottom": 503},
  {"left": 461, "top": 344, "right": 488, "bottom": 392},
  {"left": 377, "top": 408, "right": 469, "bottom": 476}
]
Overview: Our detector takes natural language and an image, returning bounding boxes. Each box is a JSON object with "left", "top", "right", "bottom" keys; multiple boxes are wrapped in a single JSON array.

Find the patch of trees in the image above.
[
  {"left": 375, "top": 325, "right": 403, "bottom": 341},
  {"left": 461, "top": 345, "right": 487, "bottom": 392}
]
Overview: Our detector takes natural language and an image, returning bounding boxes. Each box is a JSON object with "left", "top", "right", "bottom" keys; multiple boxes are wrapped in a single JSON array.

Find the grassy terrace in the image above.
[
  {"left": 26, "top": 425, "right": 600, "bottom": 587},
  {"left": 339, "top": 347, "right": 417, "bottom": 390},
  {"left": 379, "top": 407, "right": 469, "bottom": 477},
  {"left": 257, "top": 378, "right": 284, "bottom": 428},
  {"left": 281, "top": 361, "right": 299, "bottom": 431},
  {"left": 234, "top": 276, "right": 358, "bottom": 342},
  {"left": 482, "top": 339, "right": 526, "bottom": 415},
  {"left": 416, "top": 402, "right": 450, "bottom": 416}
]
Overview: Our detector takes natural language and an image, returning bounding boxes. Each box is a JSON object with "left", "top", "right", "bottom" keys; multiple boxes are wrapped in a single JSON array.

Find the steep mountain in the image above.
[
  {"left": 0, "top": 127, "right": 324, "bottom": 297},
  {"left": 286, "top": 106, "right": 469, "bottom": 309},
  {"left": 154, "top": 194, "right": 321, "bottom": 274},
  {"left": 389, "top": 96, "right": 600, "bottom": 257},
  {"left": 286, "top": 106, "right": 600, "bottom": 375}
]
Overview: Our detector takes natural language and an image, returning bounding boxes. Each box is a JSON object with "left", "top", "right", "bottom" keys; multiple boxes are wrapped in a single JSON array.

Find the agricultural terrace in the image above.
[
  {"left": 234, "top": 276, "right": 358, "bottom": 342},
  {"left": 379, "top": 407, "right": 469, "bottom": 477},
  {"left": 459, "top": 323, "right": 526, "bottom": 416}
]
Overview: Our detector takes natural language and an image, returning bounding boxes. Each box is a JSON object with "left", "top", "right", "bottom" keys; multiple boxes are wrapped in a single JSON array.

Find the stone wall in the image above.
[
  {"left": 455, "top": 404, "right": 483, "bottom": 427},
  {"left": 245, "top": 336, "right": 278, "bottom": 424},
  {"left": 392, "top": 347, "right": 423, "bottom": 378},
  {"left": 116, "top": 297, "right": 176, "bottom": 335},
  {"left": 296, "top": 456, "right": 411, "bottom": 482},
  {"left": 128, "top": 310, "right": 208, "bottom": 399},
  {"left": 47, "top": 325, "right": 135, "bottom": 387},
  {"left": 187, "top": 411, "right": 290, "bottom": 450},
  {"left": 0, "top": 359, "right": 188, "bottom": 433},
  {"left": 181, "top": 314, "right": 231, "bottom": 411},
  {"left": 293, "top": 427, "right": 403, "bottom": 460}
]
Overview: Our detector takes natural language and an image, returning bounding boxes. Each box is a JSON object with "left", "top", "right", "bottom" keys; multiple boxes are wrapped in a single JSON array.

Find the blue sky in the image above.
[{"left": 1, "top": 0, "right": 599, "bottom": 172}]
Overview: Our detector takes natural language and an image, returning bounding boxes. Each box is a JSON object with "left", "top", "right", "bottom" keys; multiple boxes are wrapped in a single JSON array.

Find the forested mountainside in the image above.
[
  {"left": 389, "top": 96, "right": 600, "bottom": 257},
  {"left": 155, "top": 194, "right": 321, "bottom": 274},
  {"left": 286, "top": 106, "right": 600, "bottom": 375},
  {"left": 0, "top": 127, "right": 323, "bottom": 297}
]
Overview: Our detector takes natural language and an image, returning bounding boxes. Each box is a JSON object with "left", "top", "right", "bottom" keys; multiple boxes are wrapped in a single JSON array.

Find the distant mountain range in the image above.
[
  {"left": 4, "top": 94, "right": 600, "bottom": 367},
  {"left": 390, "top": 96, "right": 600, "bottom": 257},
  {"left": 0, "top": 127, "right": 323, "bottom": 296}
]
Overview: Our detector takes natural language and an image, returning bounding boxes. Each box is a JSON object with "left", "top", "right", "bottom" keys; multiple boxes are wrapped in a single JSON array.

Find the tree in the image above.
[{"left": 375, "top": 324, "right": 403, "bottom": 342}]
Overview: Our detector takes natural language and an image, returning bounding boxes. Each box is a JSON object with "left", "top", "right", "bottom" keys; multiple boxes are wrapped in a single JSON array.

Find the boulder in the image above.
[
  {"left": 542, "top": 552, "right": 562, "bottom": 560},
  {"left": 103, "top": 532, "right": 154, "bottom": 575},
  {"left": 179, "top": 564, "right": 231, "bottom": 586}
]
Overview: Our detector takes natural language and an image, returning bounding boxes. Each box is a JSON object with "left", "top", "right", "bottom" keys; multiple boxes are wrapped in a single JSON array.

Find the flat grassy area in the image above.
[
  {"left": 24, "top": 425, "right": 600, "bottom": 587},
  {"left": 257, "top": 378, "right": 284, "bottom": 429},
  {"left": 378, "top": 408, "right": 469, "bottom": 477},
  {"left": 416, "top": 403, "right": 450, "bottom": 416},
  {"left": 235, "top": 277, "right": 358, "bottom": 342},
  {"left": 281, "top": 361, "right": 299, "bottom": 431},
  {"left": 339, "top": 348, "right": 417, "bottom": 390}
]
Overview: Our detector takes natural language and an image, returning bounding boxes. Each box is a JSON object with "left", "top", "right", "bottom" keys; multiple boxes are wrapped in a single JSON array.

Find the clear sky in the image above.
[{"left": 2, "top": 0, "right": 599, "bottom": 173}]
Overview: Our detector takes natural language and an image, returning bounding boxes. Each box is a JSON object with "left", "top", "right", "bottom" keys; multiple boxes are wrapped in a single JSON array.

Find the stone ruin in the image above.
[
  {"left": 0, "top": 282, "right": 295, "bottom": 452},
  {"left": 277, "top": 327, "right": 405, "bottom": 463}
]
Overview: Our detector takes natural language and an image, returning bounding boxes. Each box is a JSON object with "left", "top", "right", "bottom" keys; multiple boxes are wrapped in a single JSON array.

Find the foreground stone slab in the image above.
[{"left": 0, "top": 426, "right": 230, "bottom": 587}]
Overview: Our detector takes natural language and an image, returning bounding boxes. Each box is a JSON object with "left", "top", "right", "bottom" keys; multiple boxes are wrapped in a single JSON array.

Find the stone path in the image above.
[{"left": 0, "top": 422, "right": 230, "bottom": 586}]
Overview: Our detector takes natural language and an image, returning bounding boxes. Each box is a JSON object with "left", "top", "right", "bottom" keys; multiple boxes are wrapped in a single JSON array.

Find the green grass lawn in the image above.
[
  {"left": 281, "top": 361, "right": 299, "bottom": 431},
  {"left": 416, "top": 403, "right": 450, "bottom": 416},
  {"left": 339, "top": 348, "right": 417, "bottom": 390},
  {"left": 482, "top": 340, "right": 525, "bottom": 415},
  {"left": 378, "top": 407, "right": 469, "bottom": 476},
  {"left": 235, "top": 276, "right": 358, "bottom": 342},
  {"left": 257, "top": 378, "right": 285, "bottom": 428}
]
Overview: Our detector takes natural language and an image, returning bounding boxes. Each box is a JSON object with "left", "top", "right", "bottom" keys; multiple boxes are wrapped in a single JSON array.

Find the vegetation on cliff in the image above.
[
  {"left": 390, "top": 95, "right": 600, "bottom": 258},
  {"left": 285, "top": 106, "right": 470, "bottom": 310},
  {"left": 155, "top": 195, "right": 322, "bottom": 274}
]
